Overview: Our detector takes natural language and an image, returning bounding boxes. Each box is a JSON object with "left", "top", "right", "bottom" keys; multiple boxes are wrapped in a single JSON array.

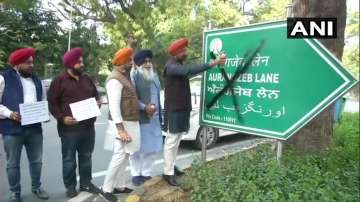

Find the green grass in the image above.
[{"left": 184, "top": 113, "right": 360, "bottom": 202}]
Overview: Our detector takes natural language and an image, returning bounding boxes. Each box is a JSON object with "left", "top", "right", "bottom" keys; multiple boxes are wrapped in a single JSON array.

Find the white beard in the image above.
[{"left": 139, "top": 66, "right": 155, "bottom": 81}]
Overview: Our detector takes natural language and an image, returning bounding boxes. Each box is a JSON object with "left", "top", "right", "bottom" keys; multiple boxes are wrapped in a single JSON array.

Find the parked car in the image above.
[
  {"left": 161, "top": 76, "right": 238, "bottom": 149},
  {"left": 96, "top": 85, "right": 108, "bottom": 104},
  {"left": 41, "top": 78, "right": 52, "bottom": 92}
]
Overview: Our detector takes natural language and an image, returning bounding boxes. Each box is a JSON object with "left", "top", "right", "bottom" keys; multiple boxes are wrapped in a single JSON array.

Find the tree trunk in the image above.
[{"left": 286, "top": 0, "right": 347, "bottom": 152}]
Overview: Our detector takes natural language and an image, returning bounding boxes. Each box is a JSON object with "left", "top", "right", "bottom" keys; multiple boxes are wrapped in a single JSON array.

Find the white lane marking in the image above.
[
  {"left": 68, "top": 191, "right": 93, "bottom": 202},
  {"left": 95, "top": 122, "right": 107, "bottom": 125}
]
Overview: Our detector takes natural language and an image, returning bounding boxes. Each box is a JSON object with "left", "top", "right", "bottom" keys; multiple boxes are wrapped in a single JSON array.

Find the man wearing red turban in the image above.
[
  {"left": 0, "top": 47, "right": 49, "bottom": 201},
  {"left": 162, "top": 38, "right": 227, "bottom": 186},
  {"left": 47, "top": 47, "right": 101, "bottom": 198},
  {"left": 168, "top": 38, "right": 189, "bottom": 56},
  {"left": 9, "top": 47, "right": 36, "bottom": 66}
]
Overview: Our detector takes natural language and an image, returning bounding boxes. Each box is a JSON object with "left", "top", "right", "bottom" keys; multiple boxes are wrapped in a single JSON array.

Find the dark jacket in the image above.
[
  {"left": 0, "top": 68, "right": 43, "bottom": 136},
  {"left": 163, "top": 58, "right": 210, "bottom": 133},
  {"left": 48, "top": 71, "right": 98, "bottom": 128}
]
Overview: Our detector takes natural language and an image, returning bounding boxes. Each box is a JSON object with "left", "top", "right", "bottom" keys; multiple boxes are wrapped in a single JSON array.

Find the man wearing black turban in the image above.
[{"left": 130, "top": 50, "right": 164, "bottom": 186}]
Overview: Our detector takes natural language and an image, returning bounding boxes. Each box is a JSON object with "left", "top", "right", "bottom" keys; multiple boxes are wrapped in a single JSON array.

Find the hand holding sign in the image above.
[
  {"left": 69, "top": 97, "right": 101, "bottom": 122},
  {"left": 209, "top": 52, "right": 227, "bottom": 67},
  {"left": 10, "top": 112, "right": 21, "bottom": 123},
  {"left": 19, "top": 101, "right": 50, "bottom": 125},
  {"left": 206, "top": 40, "right": 266, "bottom": 113},
  {"left": 63, "top": 116, "right": 78, "bottom": 125}
]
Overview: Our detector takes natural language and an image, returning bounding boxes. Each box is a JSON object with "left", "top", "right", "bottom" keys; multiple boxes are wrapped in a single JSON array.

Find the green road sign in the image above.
[{"left": 200, "top": 21, "right": 358, "bottom": 140}]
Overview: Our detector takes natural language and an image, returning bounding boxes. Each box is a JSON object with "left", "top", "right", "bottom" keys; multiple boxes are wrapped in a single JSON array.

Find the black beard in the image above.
[
  {"left": 124, "top": 64, "right": 132, "bottom": 71},
  {"left": 176, "top": 55, "right": 187, "bottom": 63},
  {"left": 72, "top": 68, "right": 84, "bottom": 76},
  {"left": 19, "top": 69, "right": 32, "bottom": 78}
]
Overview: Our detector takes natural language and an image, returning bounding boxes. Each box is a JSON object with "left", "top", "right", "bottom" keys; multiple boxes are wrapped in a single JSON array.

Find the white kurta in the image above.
[
  {"left": 102, "top": 78, "right": 141, "bottom": 193},
  {"left": 103, "top": 79, "right": 140, "bottom": 154},
  {"left": 104, "top": 120, "right": 140, "bottom": 154}
]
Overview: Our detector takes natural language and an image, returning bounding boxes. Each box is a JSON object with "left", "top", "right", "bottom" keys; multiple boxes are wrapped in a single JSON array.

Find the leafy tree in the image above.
[
  {"left": 0, "top": 3, "right": 64, "bottom": 76},
  {"left": 343, "top": 10, "right": 359, "bottom": 79},
  {"left": 62, "top": 23, "right": 115, "bottom": 78},
  {"left": 343, "top": 10, "right": 359, "bottom": 97},
  {"left": 251, "top": 0, "right": 291, "bottom": 23},
  {"left": 0, "top": 0, "right": 38, "bottom": 11},
  {"left": 0, "top": 1, "right": 111, "bottom": 80},
  {"left": 343, "top": 45, "right": 359, "bottom": 79},
  {"left": 345, "top": 11, "right": 359, "bottom": 38},
  {"left": 59, "top": 0, "right": 246, "bottom": 78}
]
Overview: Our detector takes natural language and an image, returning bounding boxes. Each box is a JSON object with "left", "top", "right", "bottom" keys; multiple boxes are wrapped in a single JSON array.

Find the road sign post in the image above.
[
  {"left": 201, "top": 19, "right": 215, "bottom": 162},
  {"left": 276, "top": 140, "right": 283, "bottom": 164},
  {"left": 200, "top": 21, "right": 358, "bottom": 141}
]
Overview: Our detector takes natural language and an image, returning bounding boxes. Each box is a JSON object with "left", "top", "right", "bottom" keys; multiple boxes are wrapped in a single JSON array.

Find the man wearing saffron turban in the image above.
[
  {"left": 163, "top": 38, "right": 227, "bottom": 186},
  {"left": 47, "top": 47, "right": 101, "bottom": 198},
  {"left": 0, "top": 47, "right": 49, "bottom": 202},
  {"left": 100, "top": 47, "right": 141, "bottom": 202}
]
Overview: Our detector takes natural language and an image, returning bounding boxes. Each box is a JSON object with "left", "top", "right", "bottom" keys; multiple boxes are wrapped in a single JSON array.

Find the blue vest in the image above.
[{"left": 0, "top": 68, "right": 43, "bottom": 136}]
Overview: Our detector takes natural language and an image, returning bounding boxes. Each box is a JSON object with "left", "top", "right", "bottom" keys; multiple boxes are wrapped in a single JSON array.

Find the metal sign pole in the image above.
[
  {"left": 201, "top": 20, "right": 214, "bottom": 162},
  {"left": 286, "top": 3, "right": 294, "bottom": 18},
  {"left": 276, "top": 140, "right": 283, "bottom": 164},
  {"left": 201, "top": 128, "right": 207, "bottom": 162},
  {"left": 67, "top": 4, "right": 73, "bottom": 51}
]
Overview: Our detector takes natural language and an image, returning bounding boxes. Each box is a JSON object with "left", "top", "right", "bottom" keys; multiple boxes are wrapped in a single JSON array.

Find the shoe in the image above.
[
  {"left": 80, "top": 183, "right": 101, "bottom": 194},
  {"left": 174, "top": 166, "right": 185, "bottom": 176},
  {"left": 9, "top": 192, "right": 21, "bottom": 202},
  {"left": 113, "top": 187, "right": 133, "bottom": 194},
  {"left": 141, "top": 176, "right": 152, "bottom": 182},
  {"left": 66, "top": 188, "right": 78, "bottom": 198},
  {"left": 162, "top": 174, "right": 180, "bottom": 186},
  {"left": 32, "top": 188, "right": 49, "bottom": 200},
  {"left": 99, "top": 190, "right": 117, "bottom": 202},
  {"left": 132, "top": 176, "right": 144, "bottom": 186}
]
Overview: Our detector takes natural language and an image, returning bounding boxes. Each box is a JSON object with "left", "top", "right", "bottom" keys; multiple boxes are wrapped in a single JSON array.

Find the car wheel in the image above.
[{"left": 193, "top": 126, "right": 219, "bottom": 150}]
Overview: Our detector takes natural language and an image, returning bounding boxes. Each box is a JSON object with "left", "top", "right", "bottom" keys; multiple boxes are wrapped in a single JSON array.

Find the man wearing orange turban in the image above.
[
  {"left": 162, "top": 38, "right": 227, "bottom": 186},
  {"left": 0, "top": 47, "right": 50, "bottom": 201},
  {"left": 48, "top": 47, "right": 101, "bottom": 198},
  {"left": 100, "top": 47, "right": 140, "bottom": 201},
  {"left": 112, "top": 47, "right": 134, "bottom": 66}
]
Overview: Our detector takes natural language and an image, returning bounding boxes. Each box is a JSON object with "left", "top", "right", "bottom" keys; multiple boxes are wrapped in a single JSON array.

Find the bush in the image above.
[{"left": 185, "top": 113, "right": 359, "bottom": 202}]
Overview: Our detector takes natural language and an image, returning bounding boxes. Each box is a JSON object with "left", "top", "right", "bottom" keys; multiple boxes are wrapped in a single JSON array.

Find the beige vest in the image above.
[{"left": 106, "top": 69, "right": 140, "bottom": 121}]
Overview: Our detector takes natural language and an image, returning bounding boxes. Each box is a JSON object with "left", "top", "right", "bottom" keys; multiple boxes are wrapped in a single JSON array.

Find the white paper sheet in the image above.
[
  {"left": 19, "top": 101, "right": 50, "bottom": 126},
  {"left": 69, "top": 97, "right": 101, "bottom": 121}
]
